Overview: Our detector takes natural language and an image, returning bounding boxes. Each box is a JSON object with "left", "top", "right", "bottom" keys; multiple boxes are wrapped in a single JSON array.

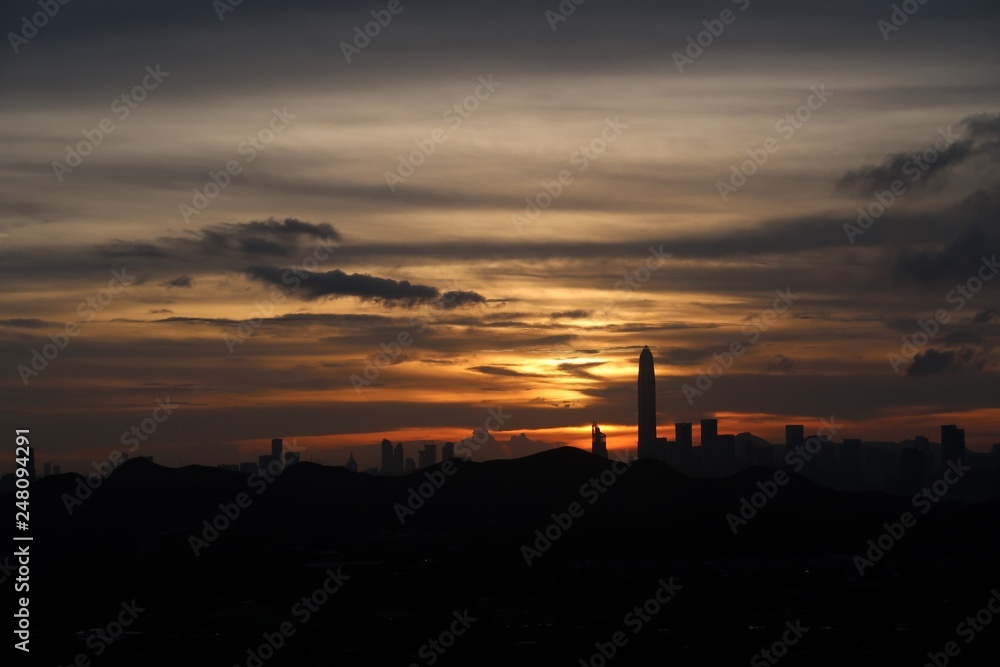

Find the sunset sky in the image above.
[{"left": 2, "top": 0, "right": 999, "bottom": 472}]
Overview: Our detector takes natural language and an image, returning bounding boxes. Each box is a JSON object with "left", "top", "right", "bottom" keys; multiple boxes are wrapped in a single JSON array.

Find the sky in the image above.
[{"left": 1, "top": 0, "right": 999, "bottom": 472}]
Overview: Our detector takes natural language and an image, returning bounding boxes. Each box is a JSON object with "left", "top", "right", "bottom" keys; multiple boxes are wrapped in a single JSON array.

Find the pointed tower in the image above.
[{"left": 637, "top": 345, "right": 657, "bottom": 458}]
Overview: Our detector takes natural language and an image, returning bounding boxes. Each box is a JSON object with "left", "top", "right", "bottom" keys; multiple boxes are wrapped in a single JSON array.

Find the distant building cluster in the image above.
[
  {"left": 585, "top": 345, "right": 988, "bottom": 497},
  {"left": 377, "top": 438, "right": 457, "bottom": 476},
  {"left": 0, "top": 449, "right": 62, "bottom": 492},
  {"left": 216, "top": 437, "right": 300, "bottom": 474}
]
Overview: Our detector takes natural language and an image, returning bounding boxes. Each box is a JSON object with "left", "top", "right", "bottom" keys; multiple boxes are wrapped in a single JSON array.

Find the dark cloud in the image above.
[
  {"left": 550, "top": 310, "right": 592, "bottom": 319},
  {"left": 160, "top": 276, "right": 193, "bottom": 288},
  {"left": 837, "top": 113, "right": 1000, "bottom": 197},
  {"left": 244, "top": 265, "right": 486, "bottom": 308},
  {"left": 660, "top": 347, "right": 716, "bottom": 366},
  {"left": 557, "top": 362, "right": 605, "bottom": 380},
  {"left": 468, "top": 366, "right": 537, "bottom": 377},
  {"left": 907, "top": 347, "right": 988, "bottom": 376},
  {"left": 972, "top": 308, "right": 999, "bottom": 324},
  {"left": 764, "top": 354, "right": 796, "bottom": 374},
  {"left": 438, "top": 290, "right": 488, "bottom": 309},
  {"left": 0, "top": 318, "right": 57, "bottom": 329}
]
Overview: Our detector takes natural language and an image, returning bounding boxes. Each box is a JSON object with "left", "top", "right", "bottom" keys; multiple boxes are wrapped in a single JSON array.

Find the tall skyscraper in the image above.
[
  {"left": 637, "top": 346, "right": 657, "bottom": 458},
  {"left": 381, "top": 438, "right": 394, "bottom": 474},
  {"left": 418, "top": 443, "right": 437, "bottom": 469},
  {"left": 271, "top": 438, "right": 283, "bottom": 468},
  {"left": 941, "top": 424, "right": 965, "bottom": 468},
  {"left": 442, "top": 442, "right": 456, "bottom": 461},
  {"left": 394, "top": 443, "right": 404, "bottom": 473},
  {"left": 592, "top": 422, "right": 608, "bottom": 458},
  {"left": 700, "top": 418, "right": 718, "bottom": 447}
]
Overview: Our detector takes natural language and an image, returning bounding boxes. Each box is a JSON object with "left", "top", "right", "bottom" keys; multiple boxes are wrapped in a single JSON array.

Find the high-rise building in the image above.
[
  {"left": 700, "top": 419, "right": 718, "bottom": 447},
  {"left": 592, "top": 422, "right": 608, "bottom": 458},
  {"left": 394, "top": 443, "right": 404, "bottom": 473},
  {"left": 637, "top": 346, "right": 658, "bottom": 458},
  {"left": 941, "top": 424, "right": 965, "bottom": 468},
  {"left": 345, "top": 453, "right": 358, "bottom": 472},
  {"left": 271, "top": 438, "right": 283, "bottom": 468},
  {"left": 785, "top": 425, "right": 805, "bottom": 458},
  {"left": 442, "top": 442, "right": 456, "bottom": 461},
  {"left": 43, "top": 462, "right": 51, "bottom": 477},
  {"left": 418, "top": 444, "right": 437, "bottom": 469},
  {"left": 52, "top": 464, "right": 61, "bottom": 475},
  {"left": 405, "top": 457, "right": 416, "bottom": 473},
  {"left": 381, "top": 438, "right": 394, "bottom": 474}
]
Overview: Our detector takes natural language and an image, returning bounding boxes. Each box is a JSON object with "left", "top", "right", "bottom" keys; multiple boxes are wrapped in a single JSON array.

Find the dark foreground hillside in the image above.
[{"left": 6, "top": 448, "right": 1000, "bottom": 666}]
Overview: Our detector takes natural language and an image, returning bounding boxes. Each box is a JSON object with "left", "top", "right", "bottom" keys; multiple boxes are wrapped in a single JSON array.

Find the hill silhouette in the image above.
[{"left": 10, "top": 448, "right": 1000, "bottom": 667}]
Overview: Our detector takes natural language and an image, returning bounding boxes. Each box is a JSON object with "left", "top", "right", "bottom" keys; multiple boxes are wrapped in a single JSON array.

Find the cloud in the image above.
[
  {"left": 551, "top": 310, "right": 592, "bottom": 319},
  {"left": 160, "top": 276, "right": 193, "bottom": 288},
  {"left": 245, "top": 266, "right": 485, "bottom": 307},
  {"left": 468, "top": 365, "right": 538, "bottom": 377},
  {"left": 972, "top": 308, "right": 999, "bottom": 324},
  {"left": 764, "top": 354, "right": 796, "bottom": 374},
  {"left": 0, "top": 318, "right": 57, "bottom": 329},
  {"left": 837, "top": 113, "right": 1000, "bottom": 197},
  {"left": 906, "top": 347, "right": 988, "bottom": 376}
]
